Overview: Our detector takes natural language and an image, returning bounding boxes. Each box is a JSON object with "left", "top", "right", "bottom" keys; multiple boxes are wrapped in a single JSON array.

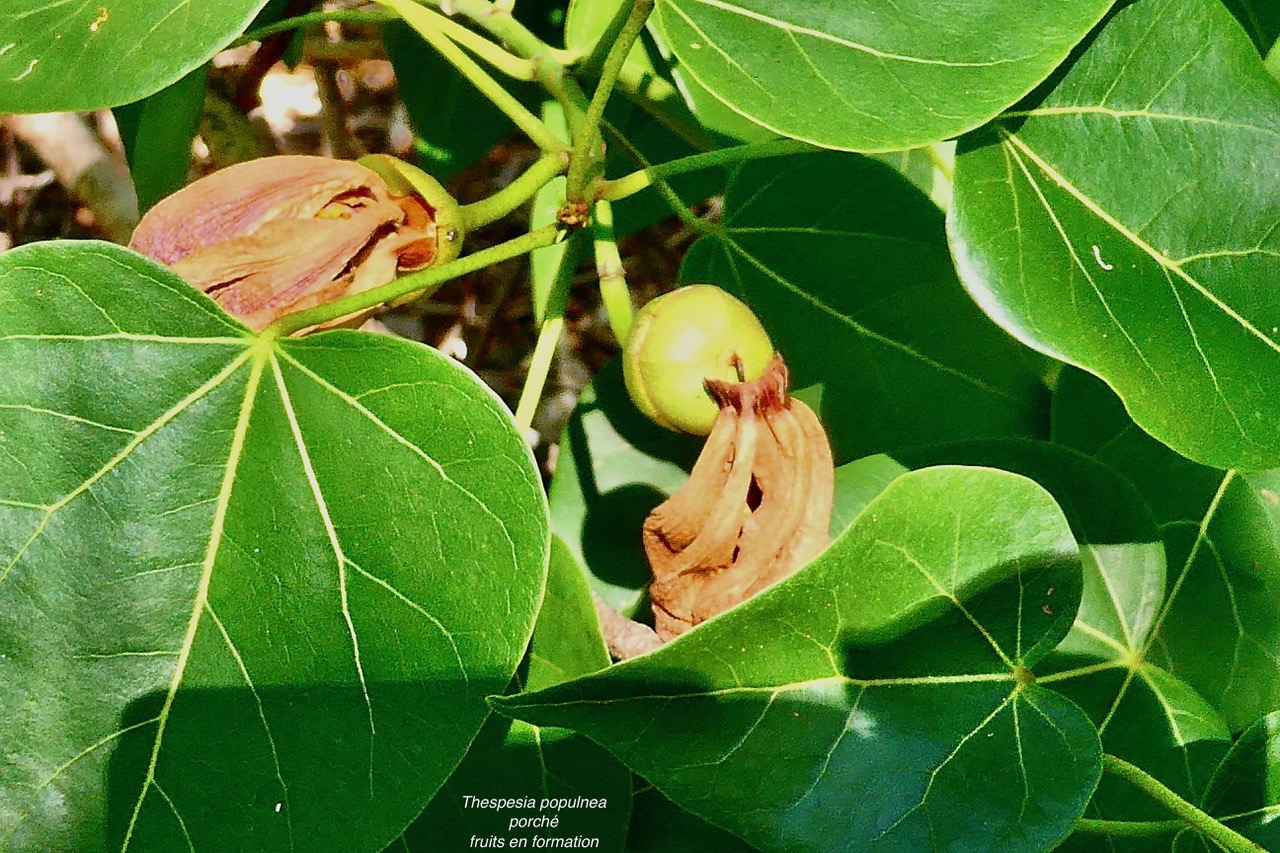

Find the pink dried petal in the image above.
[{"left": 131, "top": 156, "right": 392, "bottom": 265}]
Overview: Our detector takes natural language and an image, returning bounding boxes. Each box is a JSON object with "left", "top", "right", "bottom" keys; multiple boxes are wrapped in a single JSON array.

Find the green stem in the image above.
[
  {"left": 460, "top": 153, "right": 567, "bottom": 230},
  {"left": 236, "top": 9, "right": 395, "bottom": 45},
  {"left": 263, "top": 225, "right": 562, "bottom": 338},
  {"left": 592, "top": 199, "right": 633, "bottom": 344},
  {"left": 566, "top": 0, "right": 656, "bottom": 203},
  {"left": 601, "top": 120, "right": 716, "bottom": 236},
  {"left": 417, "top": 0, "right": 584, "bottom": 106},
  {"left": 1102, "top": 755, "right": 1263, "bottom": 852},
  {"left": 514, "top": 231, "right": 587, "bottom": 430},
  {"left": 601, "top": 139, "right": 817, "bottom": 201},
  {"left": 376, "top": 0, "right": 563, "bottom": 152},
  {"left": 513, "top": 316, "right": 564, "bottom": 432},
  {"left": 579, "top": 0, "right": 639, "bottom": 79},
  {"left": 1074, "top": 818, "right": 1187, "bottom": 838},
  {"left": 397, "top": 2, "right": 536, "bottom": 80}
]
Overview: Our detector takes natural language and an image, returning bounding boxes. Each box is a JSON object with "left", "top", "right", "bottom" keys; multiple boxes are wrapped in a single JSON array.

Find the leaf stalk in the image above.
[
  {"left": 1102, "top": 754, "right": 1263, "bottom": 852},
  {"left": 601, "top": 139, "right": 818, "bottom": 202},
  {"left": 565, "top": 0, "right": 656, "bottom": 204},
  {"left": 376, "top": 0, "right": 564, "bottom": 152},
  {"left": 460, "top": 153, "right": 568, "bottom": 231}
]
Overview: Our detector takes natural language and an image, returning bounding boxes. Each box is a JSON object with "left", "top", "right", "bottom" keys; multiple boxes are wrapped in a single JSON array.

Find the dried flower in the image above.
[
  {"left": 129, "top": 155, "right": 460, "bottom": 332},
  {"left": 644, "top": 355, "right": 834, "bottom": 640}
]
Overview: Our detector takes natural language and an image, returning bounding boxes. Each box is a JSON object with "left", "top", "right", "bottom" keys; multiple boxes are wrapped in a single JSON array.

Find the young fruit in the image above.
[{"left": 623, "top": 285, "right": 775, "bottom": 435}]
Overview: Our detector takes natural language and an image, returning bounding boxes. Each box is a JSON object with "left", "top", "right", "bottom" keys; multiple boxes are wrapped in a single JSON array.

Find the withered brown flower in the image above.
[
  {"left": 130, "top": 155, "right": 453, "bottom": 332},
  {"left": 644, "top": 355, "right": 834, "bottom": 641}
]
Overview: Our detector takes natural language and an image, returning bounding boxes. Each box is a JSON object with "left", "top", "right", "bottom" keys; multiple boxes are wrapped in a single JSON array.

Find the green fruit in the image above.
[{"left": 623, "top": 285, "right": 775, "bottom": 435}]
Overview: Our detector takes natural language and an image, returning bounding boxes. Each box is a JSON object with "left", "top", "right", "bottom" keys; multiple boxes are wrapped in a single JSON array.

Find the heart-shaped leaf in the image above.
[
  {"left": 887, "top": 440, "right": 1231, "bottom": 838},
  {"left": 949, "top": 0, "right": 1280, "bottom": 470},
  {"left": 680, "top": 151, "right": 1048, "bottom": 463},
  {"left": 0, "top": 242, "right": 548, "bottom": 852},
  {"left": 651, "top": 0, "right": 1115, "bottom": 151},
  {"left": 0, "top": 0, "right": 271, "bottom": 112},
  {"left": 499, "top": 467, "right": 1101, "bottom": 852},
  {"left": 1052, "top": 367, "right": 1280, "bottom": 730}
]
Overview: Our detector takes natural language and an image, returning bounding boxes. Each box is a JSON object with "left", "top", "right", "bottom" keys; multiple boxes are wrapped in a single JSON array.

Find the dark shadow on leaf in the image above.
[
  {"left": 104, "top": 677, "right": 491, "bottom": 853},
  {"left": 494, "top": 551, "right": 1092, "bottom": 853},
  {"left": 581, "top": 483, "right": 666, "bottom": 591}
]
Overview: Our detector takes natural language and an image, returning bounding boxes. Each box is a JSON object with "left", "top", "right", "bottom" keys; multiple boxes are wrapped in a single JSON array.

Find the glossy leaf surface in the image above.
[
  {"left": 501, "top": 467, "right": 1100, "bottom": 852},
  {"left": 681, "top": 151, "right": 1047, "bottom": 463},
  {"left": 651, "top": 0, "right": 1114, "bottom": 151},
  {"left": 889, "top": 440, "right": 1231, "bottom": 837},
  {"left": 0, "top": 242, "right": 548, "bottom": 852},
  {"left": 0, "top": 0, "right": 270, "bottom": 112},
  {"left": 1053, "top": 368, "right": 1280, "bottom": 731},
  {"left": 950, "top": 0, "right": 1280, "bottom": 470},
  {"left": 396, "top": 538, "right": 630, "bottom": 852}
]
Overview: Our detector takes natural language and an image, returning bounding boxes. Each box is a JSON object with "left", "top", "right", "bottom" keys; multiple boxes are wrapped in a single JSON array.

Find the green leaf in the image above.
[
  {"left": 526, "top": 537, "right": 612, "bottom": 690},
  {"left": 829, "top": 454, "right": 910, "bottom": 539},
  {"left": 645, "top": 15, "right": 775, "bottom": 144},
  {"left": 680, "top": 151, "right": 1048, "bottom": 463},
  {"left": 113, "top": 65, "right": 208, "bottom": 214},
  {"left": 889, "top": 439, "right": 1163, "bottom": 662},
  {"left": 396, "top": 538, "right": 630, "bottom": 852},
  {"left": 651, "top": 0, "right": 1115, "bottom": 151},
  {"left": 874, "top": 439, "right": 1227, "bottom": 843},
  {"left": 868, "top": 144, "right": 955, "bottom": 212},
  {"left": 500, "top": 467, "right": 1101, "bottom": 852},
  {"left": 0, "top": 0, "right": 270, "bottom": 112},
  {"left": 950, "top": 0, "right": 1280, "bottom": 470},
  {"left": 0, "top": 242, "right": 548, "bottom": 851},
  {"left": 385, "top": 21, "right": 534, "bottom": 180},
  {"left": 1049, "top": 658, "right": 1229, "bottom": 844},
  {"left": 1221, "top": 0, "right": 1280, "bottom": 53},
  {"left": 1053, "top": 367, "right": 1280, "bottom": 731},
  {"left": 1188, "top": 710, "right": 1280, "bottom": 850},
  {"left": 626, "top": 787, "right": 756, "bottom": 852}
]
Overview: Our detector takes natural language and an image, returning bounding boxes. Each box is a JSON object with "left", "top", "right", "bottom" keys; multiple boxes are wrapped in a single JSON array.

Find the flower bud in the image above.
[
  {"left": 129, "top": 155, "right": 462, "bottom": 332},
  {"left": 623, "top": 285, "right": 775, "bottom": 435}
]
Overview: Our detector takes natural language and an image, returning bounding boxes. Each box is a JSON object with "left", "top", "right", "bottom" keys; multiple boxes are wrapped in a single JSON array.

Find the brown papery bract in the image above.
[
  {"left": 129, "top": 156, "right": 439, "bottom": 332},
  {"left": 644, "top": 355, "right": 834, "bottom": 640}
]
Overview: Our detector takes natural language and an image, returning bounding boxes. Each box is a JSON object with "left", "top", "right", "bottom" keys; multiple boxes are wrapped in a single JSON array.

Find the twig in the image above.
[{"left": 3, "top": 113, "right": 138, "bottom": 243}]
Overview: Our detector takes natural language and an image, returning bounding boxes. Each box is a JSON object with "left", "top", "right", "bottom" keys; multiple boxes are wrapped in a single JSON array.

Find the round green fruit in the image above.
[{"left": 623, "top": 285, "right": 775, "bottom": 435}]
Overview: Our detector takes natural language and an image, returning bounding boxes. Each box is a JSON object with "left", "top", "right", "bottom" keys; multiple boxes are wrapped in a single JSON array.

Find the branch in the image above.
[{"left": 4, "top": 113, "right": 138, "bottom": 243}]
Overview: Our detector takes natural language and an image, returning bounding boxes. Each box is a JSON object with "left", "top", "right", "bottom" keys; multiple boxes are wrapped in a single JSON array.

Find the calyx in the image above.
[{"left": 644, "top": 354, "right": 834, "bottom": 640}]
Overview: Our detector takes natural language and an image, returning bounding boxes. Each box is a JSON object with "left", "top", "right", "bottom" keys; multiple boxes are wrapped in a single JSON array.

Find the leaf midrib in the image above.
[{"left": 120, "top": 346, "right": 267, "bottom": 851}]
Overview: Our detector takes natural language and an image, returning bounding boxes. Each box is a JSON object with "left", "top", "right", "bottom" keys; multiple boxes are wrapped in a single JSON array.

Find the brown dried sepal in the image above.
[
  {"left": 129, "top": 156, "right": 441, "bottom": 333},
  {"left": 644, "top": 354, "right": 834, "bottom": 640}
]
